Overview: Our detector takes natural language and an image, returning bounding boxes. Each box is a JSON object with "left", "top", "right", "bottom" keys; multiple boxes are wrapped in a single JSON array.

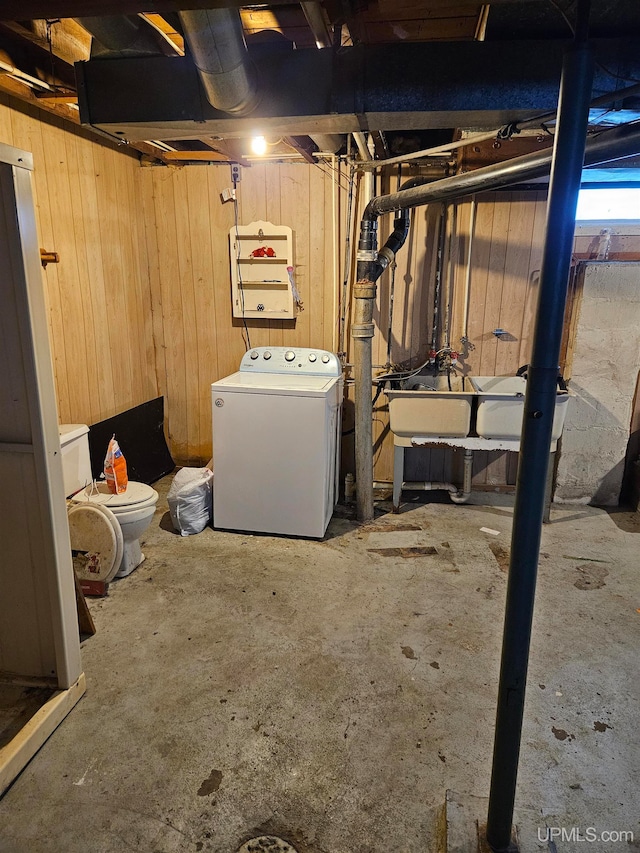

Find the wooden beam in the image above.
[
  {"left": 209, "top": 138, "right": 252, "bottom": 168},
  {"left": 0, "top": 73, "right": 81, "bottom": 123},
  {"left": 162, "top": 149, "right": 231, "bottom": 162},
  {"left": 138, "top": 14, "right": 184, "bottom": 56},
  {"left": 0, "top": 19, "right": 90, "bottom": 66},
  {"left": 34, "top": 90, "right": 78, "bottom": 104},
  {"left": 283, "top": 135, "right": 316, "bottom": 164}
]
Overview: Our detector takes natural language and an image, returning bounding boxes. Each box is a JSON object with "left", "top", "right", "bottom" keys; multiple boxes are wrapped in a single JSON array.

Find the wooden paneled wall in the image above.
[
  {"left": 4, "top": 89, "right": 638, "bottom": 487},
  {"left": 140, "top": 161, "right": 345, "bottom": 464},
  {"left": 0, "top": 95, "right": 157, "bottom": 430}
]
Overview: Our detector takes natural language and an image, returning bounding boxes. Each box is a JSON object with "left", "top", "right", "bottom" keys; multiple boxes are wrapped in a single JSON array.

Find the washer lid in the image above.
[
  {"left": 67, "top": 503, "right": 122, "bottom": 583},
  {"left": 212, "top": 371, "right": 339, "bottom": 396},
  {"left": 72, "top": 480, "right": 158, "bottom": 507}
]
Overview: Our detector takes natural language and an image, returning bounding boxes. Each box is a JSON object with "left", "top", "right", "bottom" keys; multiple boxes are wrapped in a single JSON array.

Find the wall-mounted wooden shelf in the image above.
[{"left": 229, "top": 220, "right": 294, "bottom": 320}]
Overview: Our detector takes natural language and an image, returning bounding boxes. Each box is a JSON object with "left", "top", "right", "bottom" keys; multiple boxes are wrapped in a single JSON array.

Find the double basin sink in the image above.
[{"left": 385, "top": 374, "right": 570, "bottom": 441}]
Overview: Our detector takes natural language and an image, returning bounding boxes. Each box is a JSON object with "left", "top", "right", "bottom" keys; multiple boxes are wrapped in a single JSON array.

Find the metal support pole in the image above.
[{"left": 485, "top": 4, "right": 594, "bottom": 850}]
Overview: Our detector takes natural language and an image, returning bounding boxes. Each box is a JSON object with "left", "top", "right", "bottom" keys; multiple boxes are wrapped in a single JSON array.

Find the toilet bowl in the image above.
[
  {"left": 59, "top": 424, "right": 159, "bottom": 578},
  {"left": 70, "top": 482, "right": 159, "bottom": 577}
]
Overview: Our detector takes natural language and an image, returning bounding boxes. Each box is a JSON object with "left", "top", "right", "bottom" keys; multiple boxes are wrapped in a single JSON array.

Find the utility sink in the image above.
[
  {"left": 385, "top": 374, "right": 474, "bottom": 438},
  {"left": 469, "top": 375, "right": 570, "bottom": 440}
]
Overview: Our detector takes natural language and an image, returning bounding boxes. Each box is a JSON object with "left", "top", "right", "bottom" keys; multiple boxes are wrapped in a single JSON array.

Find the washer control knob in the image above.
[
  {"left": 308, "top": 353, "right": 317, "bottom": 362},
  {"left": 321, "top": 354, "right": 330, "bottom": 364},
  {"left": 263, "top": 351, "right": 272, "bottom": 360},
  {"left": 284, "top": 350, "right": 296, "bottom": 362},
  {"left": 250, "top": 350, "right": 259, "bottom": 360}
]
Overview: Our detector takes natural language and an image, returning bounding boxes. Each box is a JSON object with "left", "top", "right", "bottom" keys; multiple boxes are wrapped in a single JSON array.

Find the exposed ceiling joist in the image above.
[{"left": 0, "top": 19, "right": 90, "bottom": 65}]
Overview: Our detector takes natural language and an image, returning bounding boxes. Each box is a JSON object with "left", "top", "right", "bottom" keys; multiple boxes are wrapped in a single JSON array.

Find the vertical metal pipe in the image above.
[
  {"left": 485, "top": 4, "right": 593, "bottom": 851},
  {"left": 352, "top": 280, "right": 377, "bottom": 522}
]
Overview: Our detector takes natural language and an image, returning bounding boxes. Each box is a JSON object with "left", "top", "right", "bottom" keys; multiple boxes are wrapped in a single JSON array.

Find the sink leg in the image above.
[{"left": 393, "top": 445, "right": 404, "bottom": 513}]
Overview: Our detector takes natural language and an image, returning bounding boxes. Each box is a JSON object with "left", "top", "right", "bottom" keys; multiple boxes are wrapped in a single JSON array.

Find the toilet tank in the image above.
[{"left": 59, "top": 424, "right": 92, "bottom": 497}]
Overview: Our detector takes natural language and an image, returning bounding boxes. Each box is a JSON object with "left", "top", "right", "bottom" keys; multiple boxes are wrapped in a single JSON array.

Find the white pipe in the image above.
[
  {"left": 357, "top": 130, "right": 500, "bottom": 169},
  {"left": 352, "top": 132, "right": 369, "bottom": 161},
  {"left": 0, "top": 61, "right": 53, "bottom": 91},
  {"left": 398, "top": 448, "right": 473, "bottom": 505},
  {"left": 443, "top": 202, "right": 457, "bottom": 349},
  {"left": 461, "top": 198, "right": 477, "bottom": 346},
  {"left": 353, "top": 133, "right": 375, "bottom": 203},
  {"left": 331, "top": 154, "right": 339, "bottom": 352},
  {"left": 403, "top": 480, "right": 462, "bottom": 493},
  {"left": 449, "top": 449, "right": 473, "bottom": 504}
]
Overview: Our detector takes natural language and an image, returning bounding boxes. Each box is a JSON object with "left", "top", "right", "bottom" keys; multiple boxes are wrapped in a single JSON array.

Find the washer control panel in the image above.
[{"left": 240, "top": 346, "right": 341, "bottom": 376}]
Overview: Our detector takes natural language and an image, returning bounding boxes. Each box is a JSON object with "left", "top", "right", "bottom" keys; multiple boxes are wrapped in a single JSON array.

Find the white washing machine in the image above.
[{"left": 211, "top": 347, "right": 343, "bottom": 538}]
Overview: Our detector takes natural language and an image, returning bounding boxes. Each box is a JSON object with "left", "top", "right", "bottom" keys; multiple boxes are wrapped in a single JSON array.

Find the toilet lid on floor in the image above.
[
  {"left": 67, "top": 503, "right": 123, "bottom": 583},
  {"left": 71, "top": 480, "right": 158, "bottom": 508}
]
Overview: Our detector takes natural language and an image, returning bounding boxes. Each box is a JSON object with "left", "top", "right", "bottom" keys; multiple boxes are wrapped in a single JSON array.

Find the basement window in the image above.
[{"left": 576, "top": 187, "right": 640, "bottom": 221}]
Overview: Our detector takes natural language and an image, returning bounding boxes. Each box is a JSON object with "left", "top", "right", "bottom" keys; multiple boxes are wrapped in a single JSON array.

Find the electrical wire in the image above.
[
  {"left": 232, "top": 185, "right": 252, "bottom": 351},
  {"left": 313, "top": 158, "right": 351, "bottom": 191}
]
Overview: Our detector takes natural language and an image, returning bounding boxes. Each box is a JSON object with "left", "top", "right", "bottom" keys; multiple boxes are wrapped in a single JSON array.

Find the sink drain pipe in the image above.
[
  {"left": 352, "top": 179, "right": 429, "bottom": 522},
  {"left": 397, "top": 447, "right": 473, "bottom": 505}
]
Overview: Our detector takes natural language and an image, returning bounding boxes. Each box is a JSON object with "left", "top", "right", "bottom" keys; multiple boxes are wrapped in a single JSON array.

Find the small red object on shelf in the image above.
[{"left": 249, "top": 246, "right": 276, "bottom": 258}]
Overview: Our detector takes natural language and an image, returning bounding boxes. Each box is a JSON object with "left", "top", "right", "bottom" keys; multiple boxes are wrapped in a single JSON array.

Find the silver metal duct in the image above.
[
  {"left": 76, "top": 16, "right": 172, "bottom": 58},
  {"left": 309, "top": 134, "right": 343, "bottom": 153},
  {"left": 178, "top": 8, "right": 259, "bottom": 116}
]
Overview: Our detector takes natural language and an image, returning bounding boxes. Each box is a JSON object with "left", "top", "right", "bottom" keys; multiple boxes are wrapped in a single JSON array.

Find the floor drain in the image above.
[{"left": 238, "top": 837, "right": 298, "bottom": 853}]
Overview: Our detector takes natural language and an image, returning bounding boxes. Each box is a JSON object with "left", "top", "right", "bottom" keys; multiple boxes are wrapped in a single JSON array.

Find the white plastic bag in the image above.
[{"left": 167, "top": 467, "right": 213, "bottom": 536}]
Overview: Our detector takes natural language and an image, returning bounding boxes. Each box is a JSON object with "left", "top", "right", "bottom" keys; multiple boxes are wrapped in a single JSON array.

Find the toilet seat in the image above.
[
  {"left": 67, "top": 502, "right": 124, "bottom": 583},
  {"left": 71, "top": 480, "right": 159, "bottom": 580},
  {"left": 71, "top": 481, "right": 159, "bottom": 513}
]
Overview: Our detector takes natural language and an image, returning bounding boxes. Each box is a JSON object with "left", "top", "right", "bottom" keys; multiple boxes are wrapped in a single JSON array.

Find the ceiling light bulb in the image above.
[{"left": 251, "top": 135, "right": 267, "bottom": 156}]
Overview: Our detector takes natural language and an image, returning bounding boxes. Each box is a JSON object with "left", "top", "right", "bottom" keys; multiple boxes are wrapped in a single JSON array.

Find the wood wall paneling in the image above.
[
  {"left": 4, "top": 89, "right": 639, "bottom": 486},
  {"left": 140, "top": 161, "right": 344, "bottom": 464},
  {"left": 0, "top": 95, "right": 158, "bottom": 442}
]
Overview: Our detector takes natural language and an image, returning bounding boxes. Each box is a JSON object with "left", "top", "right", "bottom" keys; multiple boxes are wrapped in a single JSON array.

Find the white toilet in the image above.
[{"left": 59, "top": 424, "right": 159, "bottom": 578}]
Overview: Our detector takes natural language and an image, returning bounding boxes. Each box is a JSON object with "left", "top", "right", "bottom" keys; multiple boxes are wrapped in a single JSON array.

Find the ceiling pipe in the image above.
[
  {"left": 178, "top": 8, "right": 259, "bottom": 116},
  {"left": 76, "top": 16, "right": 173, "bottom": 57},
  {"left": 365, "top": 121, "right": 640, "bottom": 218},
  {"left": 310, "top": 133, "right": 343, "bottom": 154}
]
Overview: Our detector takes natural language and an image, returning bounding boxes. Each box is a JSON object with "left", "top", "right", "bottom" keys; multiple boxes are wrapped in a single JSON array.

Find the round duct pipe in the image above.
[
  {"left": 310, "top": 134, "right": 344, "bottom": 154},
  {"left": 178, "top": 8, "right": 259, "bottom": 116}
]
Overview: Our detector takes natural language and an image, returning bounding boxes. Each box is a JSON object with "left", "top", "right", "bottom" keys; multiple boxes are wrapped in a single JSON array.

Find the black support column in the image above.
[{"left": 484, "top": 2, "right": 594, "bottom": 851}]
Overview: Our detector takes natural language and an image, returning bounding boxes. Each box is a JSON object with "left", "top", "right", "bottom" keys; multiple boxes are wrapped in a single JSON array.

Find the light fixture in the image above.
[{"left": 251, "top": 135, "right": 267, "bottom": 156}]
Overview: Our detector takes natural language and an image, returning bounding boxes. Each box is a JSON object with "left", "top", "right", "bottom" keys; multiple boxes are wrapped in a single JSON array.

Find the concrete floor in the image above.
[{"left": 1, "top": 478, "right": 639, "bottom": 853}]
